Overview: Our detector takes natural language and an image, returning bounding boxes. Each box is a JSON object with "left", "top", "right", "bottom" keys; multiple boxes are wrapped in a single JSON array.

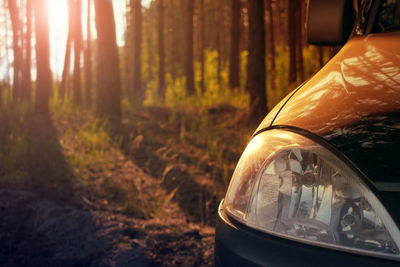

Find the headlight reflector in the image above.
[{"left": 224, "top": 129, "right": 400, "bottom": 260}]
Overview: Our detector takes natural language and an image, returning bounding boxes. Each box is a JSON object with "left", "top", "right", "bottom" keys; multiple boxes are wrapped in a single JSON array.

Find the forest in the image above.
[{"left": 0, "top": 0, "right": 339, "bottom": 266}]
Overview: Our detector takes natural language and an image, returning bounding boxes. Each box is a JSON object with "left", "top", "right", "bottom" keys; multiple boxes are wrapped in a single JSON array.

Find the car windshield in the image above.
[{"left": 374, "top": 0, "right": 400, "bottom": 32}]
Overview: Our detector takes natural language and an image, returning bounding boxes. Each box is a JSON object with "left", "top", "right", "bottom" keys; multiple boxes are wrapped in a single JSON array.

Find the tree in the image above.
[
  {"left": 94, "top": 0, "right": 121, "bottom": 122},
  {"left": 84, "top": 0, "right": 92, "bottom": 106},
  {"left": 132, "top": 0, "right": 142, "bottom": 105},
  {"left": 59, "top": 0, "right": 73, "bottom": 101},
  {"left": 185, "top": 0, "right": 195, "bottom": 95},
  {"left": 247, "top": 0, "right": 267, "bottom": 120},
  {"left": 8, "top": 0, "right": 22, "bottom": 102},
  {"left": 288, "top": 0, "right": 297, "bottom": 84},
  {"left": 157, "top": 0, "right": 165, "bottom": 101},
  {"left": 215, "top": 0, "right": 222, "bottom": 87},
  {"left": 167, "top": 0, "right": 178, "bottom": 79},
  {"left": 199, "top": 0, "right": 205, "bottom": 94},
  {"left": 266, "top": 0, "right": 276, "bottom": 90},
  {"left": 59, "top": 32, "right": 71, "bottom": 101},
  {"left": 295, "top": 0, "right": 304, "bottom": 81},
  {"left": 229, "top": 0, "right": 240, "bottom": 91},
  {"left": 33, "top": 0, "right": 52, "bottom": 114},
  {"left": 72, "top": 0, "right": 83, "bottom": 105},
  {"left": 22, "top": 0, "right": 32, "bottom": 101}
]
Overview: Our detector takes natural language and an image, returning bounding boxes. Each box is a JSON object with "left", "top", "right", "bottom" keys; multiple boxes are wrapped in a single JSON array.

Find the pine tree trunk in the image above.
[
  {"left": 73, "top": 0, "right": 83, "bottom": 105},
  {"left": 84, "top": 0, "right": 92, "bottom": 106},
  {"left": 229, "top": 0, "right": 240, "bottom": 91},
  {"left": 240, "top": 3, "right": 248, "bottom": 53},
  {"left": 158, "top": 0, "right": 165, "bottom": 102},
  {"left": 94, "top": 0, "right": 121, "bottom": 123},
  {"left": 199, "top": 0, "right": 205, "bottom": 94},
  {"left": 266, "top": 0, "right": 276, "bottom": 90},
  {"left": 8, "top": 0, "right": 22, "bottom": 103},
  {"left": 33, "top": 0, "right": 51, "bottom": 114},
  {"left": 59, "top": 33, "right": 71, "bottom": 101},
  {"left": 168, "top": 0, "right": 177, "bottom": 79},
  {"left": 247, "top": 0, "right": 267, "bottom": 121},
  {"left": 288, "top": 0, "right": 297, "bottom": 84},
  {"left": 318, "top": 46, "right": 324, "bottom": 69},
  {"left": 295, "top": 0, "right": 304, "bottom": 82},
  {"left": 215, "top": 0, "right": 222, "bottom": 87},
  {"left": 22, "top": 0, "right": 32, "bottom": 101},
  {"left": 185, "top": 0, "right": 195, "bottom": 95},
  {"left": 132, "top": 0, "right": 142, "bottom": 105}
]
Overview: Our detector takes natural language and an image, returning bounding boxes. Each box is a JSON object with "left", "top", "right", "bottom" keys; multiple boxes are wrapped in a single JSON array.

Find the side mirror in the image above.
[{"left": 307, "top": 0, "right": 355, "bottom": 45}]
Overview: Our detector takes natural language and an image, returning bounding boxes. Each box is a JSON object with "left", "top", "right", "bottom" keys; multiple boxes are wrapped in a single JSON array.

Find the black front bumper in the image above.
[{"left": 215, "top": 201, "right": 398, "bottom": 267}]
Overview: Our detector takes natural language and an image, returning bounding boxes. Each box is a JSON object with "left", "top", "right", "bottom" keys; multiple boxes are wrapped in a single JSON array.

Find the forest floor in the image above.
[{"left": 0, "top": 103, "right": 253, "bottom": 266}]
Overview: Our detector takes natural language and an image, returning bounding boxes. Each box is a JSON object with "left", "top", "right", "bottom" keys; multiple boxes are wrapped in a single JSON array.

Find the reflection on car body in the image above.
[{"left": 215, "top": 0, "right": 400, "bottom": 266}]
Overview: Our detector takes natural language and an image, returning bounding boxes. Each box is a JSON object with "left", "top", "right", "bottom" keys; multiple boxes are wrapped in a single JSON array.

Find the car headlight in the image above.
[{"left": 224, "top": 129, "right": 400, "bottom": 261}]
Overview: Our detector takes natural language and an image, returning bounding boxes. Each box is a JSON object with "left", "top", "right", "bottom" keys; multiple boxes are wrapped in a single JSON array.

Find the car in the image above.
[{"left": 214, "top": 0, "right": 400, "bottom": 266}]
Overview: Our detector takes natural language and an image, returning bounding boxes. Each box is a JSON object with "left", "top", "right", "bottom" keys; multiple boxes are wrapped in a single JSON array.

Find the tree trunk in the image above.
[
  {"left": 199, "top": 0, "right": 205, "bottom": 94},
  {"left": 288, "top": 0, "right": 297, "bottom": 84},
  {"left": 94, "top": 0, "right": 121, "bottom": 123},
  {"left": 318, "top": 46, "right": 324, "bottom": 69},
  {"left": 146, "top": 17, "right": 153, "bottom": 84},
  {"left": 215, "top": 0, "right": 222, "bottom": 87},
  {"left": 33, "top": 0, "right": 51, "bottom": 114},
  {"left": 21, "top": 0, "right": 32, "bottom": 101},
  {"left": 72, "top": 0, "right": 83, "bottom": 105},
  {"left": 185, "top": 0, "right": 195, "bottom": 95},
  {"left": 132, "top": 0, "right": 142, "bottom": 105},
  {"left": 8, "top": 0, "right": 22, "bottom": 103},
  {"left": 266, "top": 0, "right": 276, "bottom": 91},
  {"left": 295, "top": 0, "right": 304, "bottom": 82},
  {"left": 266, "top": 0, "right": 275, "bottom": 71},
  {"left": 158, "top": 0, "right": 165, "bottom": 102},
  {"left": 247, "top": 0, "right": 267, "bottom": 121},
  {"left": 84, "top": 0, "right": 92, "bottom": 106},
  {"left": 240, "top": 2, "right": 248, "bottom": 53},
  {"left": 229, "top": 0, "right": 240, "bottom": 91},
  {"left": 168, "top": 0, "right": 177, "bottom": 79},
  {"left": 59, "top": 33, "right": 72, "bottom": 101}
]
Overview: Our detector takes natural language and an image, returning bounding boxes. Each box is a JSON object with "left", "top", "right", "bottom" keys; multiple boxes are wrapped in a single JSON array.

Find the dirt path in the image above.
[
  {"left": 0, "top": 105, "right": 251, "bottom": 266},
  {"left": 0, "top": 163, "right": 214, "bottom": 266}
]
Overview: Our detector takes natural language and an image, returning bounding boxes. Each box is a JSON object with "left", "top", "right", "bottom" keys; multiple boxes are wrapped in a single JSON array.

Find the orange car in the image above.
[{"left": 215, "top": 0, "right": 400, "bottom": 266}]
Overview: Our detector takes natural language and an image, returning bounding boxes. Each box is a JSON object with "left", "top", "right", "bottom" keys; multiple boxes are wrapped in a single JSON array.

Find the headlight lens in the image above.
[{"left": 224, "top": 129, "right": 400, "bottom": 260}]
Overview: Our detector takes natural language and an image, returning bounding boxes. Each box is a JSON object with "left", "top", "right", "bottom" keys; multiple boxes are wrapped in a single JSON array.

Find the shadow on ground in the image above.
[{"left": 0, "top": 111, "right": 151, "bottom": 267}]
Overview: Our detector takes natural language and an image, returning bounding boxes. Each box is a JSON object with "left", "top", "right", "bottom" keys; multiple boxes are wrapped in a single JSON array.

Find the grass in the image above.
[
  {"left": 0, "top": 44, "right": 327, "bottom": 223},
  {"left": 0, "top": 97, "right": 249, "bottom": 223}
]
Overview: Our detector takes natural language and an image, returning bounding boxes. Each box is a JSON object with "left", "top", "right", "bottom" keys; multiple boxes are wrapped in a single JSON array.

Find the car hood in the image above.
[{"left": 257, "top": 32, "right": 400, "bottom": 191}]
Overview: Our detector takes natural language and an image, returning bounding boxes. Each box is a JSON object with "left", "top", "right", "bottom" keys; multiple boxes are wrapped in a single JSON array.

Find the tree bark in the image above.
[
  {"left": 21, "top": 0, "right": 32, "bottom": 101},
  {"left": 215, "top": 0, "right": 222, "bottom": 87},
  {"left": 185, "top": 0, "right": 195, "bottom": 95},
  {"left": 33, "top": 0, "right": 51, "bottom": 114},
  {"left": 229, "top": 0, "right": 240, "bottom": 91},
  {"left": 8, "top": 0, "right": 22, "bottom": 102},
  {"left": 167, "top": 0, "right": 177, "bottom": 79},
  {"left": 295, "top": 0, "right": 304, "bottom": 82},
  {"left": 94, "top": 0, "right": 121, "bottom": 123},
  {"left": 288, "top": 0, "right": 297, "bottom": 84},
  {"left": 266, "top": 0, "right": 276, "bottom": 90},
  {"left": 158, "top": 0, "right": 165, "bottom": 102},
  {"left": 72, "top": 0, "right": 83, "bottom": 105},
  {"left": 318, "top": 46, "right": 324, "bottom": 69},
  {"left": 199, "top": 0, "right": 205, "bottom": 94},
  {"left": 59, "top": 33, "right": 71, "bottom": 101},
  {"left": 266, "top": 0, "right": 275, "bottom": 71},
  {"left": 132, "top": 0, "right": 142, "bottom": 105},
  {"left": 84, "top": 0, "right": 92, "bottom": 106},
  {"left": 247, "top": 0, "right": 267, "bottom": 120}
]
